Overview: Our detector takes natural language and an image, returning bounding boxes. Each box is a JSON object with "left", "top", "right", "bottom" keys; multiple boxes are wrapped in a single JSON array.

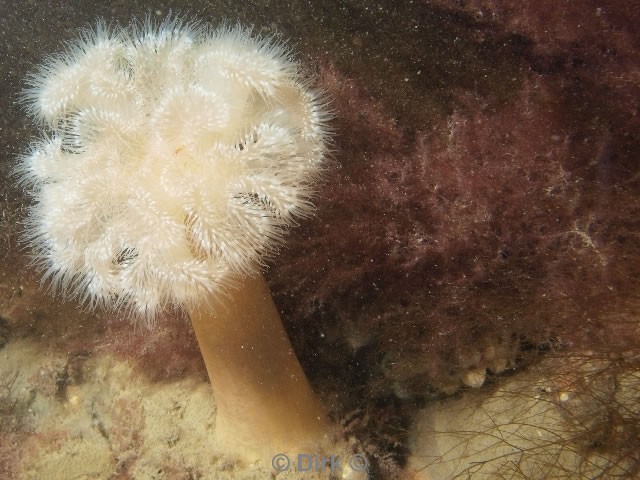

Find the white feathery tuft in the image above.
[{"left": 18, "top": 16, "right": 332, "bottom": 324}]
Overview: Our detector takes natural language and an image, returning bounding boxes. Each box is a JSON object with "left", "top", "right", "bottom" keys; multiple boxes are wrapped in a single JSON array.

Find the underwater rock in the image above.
[
  {"left": 1, "top": 1, "right": 639, "bottom": 478},
  {"left": 408, "top": 351, "right": 640, "bottom": 479}
]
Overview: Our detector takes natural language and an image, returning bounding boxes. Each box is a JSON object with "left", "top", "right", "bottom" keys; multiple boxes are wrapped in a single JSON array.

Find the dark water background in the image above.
[{"left": 1, "top": 1, "right": 639, "bottom": 478}]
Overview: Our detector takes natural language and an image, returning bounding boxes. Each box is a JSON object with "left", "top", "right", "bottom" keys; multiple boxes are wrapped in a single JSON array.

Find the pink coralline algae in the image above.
[
  {"left": 3, "top": 2, "right": 639, "bottom": 477},
  {"left": 270, "top": 1, "right": 640, "bottom": 405}
]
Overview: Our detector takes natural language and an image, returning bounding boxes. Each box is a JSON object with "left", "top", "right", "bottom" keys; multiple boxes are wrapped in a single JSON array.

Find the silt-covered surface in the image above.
[{"left": 1, "top": 1, "right": 639, "bottom": 478}]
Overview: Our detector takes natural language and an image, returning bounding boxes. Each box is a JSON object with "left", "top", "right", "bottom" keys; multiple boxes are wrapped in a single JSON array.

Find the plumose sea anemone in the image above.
[{"left": 17, "top": 16, "right": 334, "bottom": 463}]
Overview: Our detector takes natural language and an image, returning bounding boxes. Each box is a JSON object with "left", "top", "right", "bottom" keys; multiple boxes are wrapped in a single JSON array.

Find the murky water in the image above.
[{"left": 1, "top": 2, "right": 639, "bottom": 479}]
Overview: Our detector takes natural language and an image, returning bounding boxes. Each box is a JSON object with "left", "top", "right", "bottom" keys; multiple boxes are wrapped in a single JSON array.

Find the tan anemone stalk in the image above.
[{"left": 18, "top": 18, "right": 333, "bottom": 462}]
